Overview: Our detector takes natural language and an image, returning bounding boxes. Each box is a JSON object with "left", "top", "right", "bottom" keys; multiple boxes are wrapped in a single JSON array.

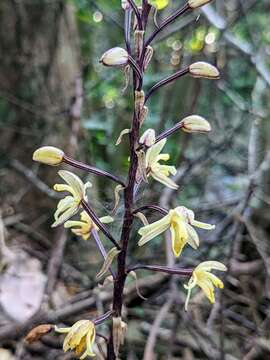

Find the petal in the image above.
[
  {"left": 52, "top": 205, "right": 79, "bottom": 227},
  {"left": 186, "top": 224, "right": 200, "bottom": 249},
  {"left": 204, "top": 271, "right": 224, "bottom": 288},
  {"left": 197, "top": 277, "right": 215, "bottom": 303},
  {"left": 99, "top": 216, "right": 114, "bottom": 224},
  {"left": 158, "top": 164, "right": 177, "bottom": 176},
  {"left": 138, "top": 221, "right": 170, "bottom": 246},
  {"left": 64, "top": 220, "right": 85, "bottom": 229},
  {"left": 138, "top": 214, "right": 171, "bottom": 236},
  {"left": 58, "top": 170, "right": 85, "bottom": 199},
  {"left": 55, "top": 325, "right": 71, "bottom": 334},
  {"left": 54, "top": 197, "right": 77, "bottom": 220},
  {"left": 54, "top": 184, "right": 74, "bottom": 195},
  {"left": 145, "top": 138, "right": 166, "bottom": 167},
  {"left": 196, "top": 261, "right": 227, "bottom": 272},
  {"left": 190, "top": 219, "right": 215, "bottom": 230},
  {"left": 156, "top": 153, "right": 170, "bottom": 161},
  {"left": 151, "top": 171, "right": 178, "bottom": 189}
]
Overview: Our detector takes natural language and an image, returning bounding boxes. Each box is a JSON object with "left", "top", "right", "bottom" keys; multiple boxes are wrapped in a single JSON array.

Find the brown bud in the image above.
[{"left": 25, "top": 324, "right": 53, "bottom": 344}]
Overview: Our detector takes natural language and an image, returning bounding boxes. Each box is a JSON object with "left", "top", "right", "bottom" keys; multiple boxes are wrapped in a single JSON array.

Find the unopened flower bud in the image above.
[
  {"left": 181, "top": 115, "right": 211, "bottom": 133},
  {"left": 139, "top": 129, "right": 156, "bottom": 147},
  {"left": 189, "top": 62, "right": 220, "bottom": 79},
  {"left": 188, "top": 0, "right": 212, "bottom": 9},
  {"left": 100, "top": 47, "right": 129, "bottom": 67},
  {"left": 33, "top": 146, "right": 64, "bottom": 166}
]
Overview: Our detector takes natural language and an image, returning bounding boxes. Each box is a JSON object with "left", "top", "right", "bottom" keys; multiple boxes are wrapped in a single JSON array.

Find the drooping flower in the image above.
[
  {"left": 184, "top": 261, "right": 227, "bottom": 310},
  {"left": 33, "top": 146, "right": 64, "bottom": 166},
  {"left": 52, "top": 170, "right": 92, "bottom": 227},
  {"left": 65, "top": 211, "right": 114, "bottom": 240},
  {"left": 145, "top": 138, "right": 178, "bottom": 189},
  {"left": 55, "top": 320, "right": 96, "bottom": 359},
  {"left": 138, "top": 206, "right": 215, "bottom": 257}
]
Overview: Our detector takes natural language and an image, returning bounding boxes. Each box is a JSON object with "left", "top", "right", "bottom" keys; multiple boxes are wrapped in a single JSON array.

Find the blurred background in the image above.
[{"left": 0, "top": 0, "right": 270, "bottom": 359}]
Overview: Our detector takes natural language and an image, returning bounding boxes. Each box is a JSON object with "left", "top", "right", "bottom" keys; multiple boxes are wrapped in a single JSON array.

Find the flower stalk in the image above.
[
  {"left": 81, "top": 200, "right": 121, "bottom": 250},
  {"left": 32, "top": 0, "right": 226, "bottom": 358},
  {"left": 63, "top": 155, "right": 126, "bottom": 187}
]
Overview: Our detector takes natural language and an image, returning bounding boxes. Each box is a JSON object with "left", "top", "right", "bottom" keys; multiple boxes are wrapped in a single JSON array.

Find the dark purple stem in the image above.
[
  {"left": 127, "top": 264, "right": 193, "bottom": 276},
  {"left": 128, "top": 56, "right": 143, "bottom": 89},
  {"left": 127, "top": 0, "right": 143, "bottom": 29},
  {"left": 91, "top": 228, "right": 116, "bottom": 279},
  {"left": 139, "top": 3, "right": 190, "bottom": 66},
  {"left": 133, "top": 204, "right": 168, "bottom": 216},
  {"left": 155, "top": 122, "right": 184, "bottom": 143},
  {"left": 81, "top": 200, "right": 121, "bottom": 250},
  {"left": 63, "top": 156, "right": 126, "bottom": 187},
  {"left": 124, "top": 8, "right": 132, "bottom": 54},
  {"left": 145, "top": 68, "right": 189, "bottom": 102}
]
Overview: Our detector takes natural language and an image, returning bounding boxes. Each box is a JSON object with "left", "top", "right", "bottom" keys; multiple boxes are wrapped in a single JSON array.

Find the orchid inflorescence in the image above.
[{"left": 32, "top": 0, "right": 226, "bottom": 358}]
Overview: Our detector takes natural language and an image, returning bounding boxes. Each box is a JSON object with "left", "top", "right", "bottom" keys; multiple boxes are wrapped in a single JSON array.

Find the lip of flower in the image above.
[
  {"left": 145, "top": 138, "right": 178, "bottom": 189},
  {"left": 184, "top": 261, "right": 227, "bottom": 310},
  {"left": 55, "top": 320, "right": 96, "bottom": 359},
  {"left": 64, "top": 211, "right": 114, "bottom": 240},
  {"left": 138, "top": 206, "right": 215, "bottom": 257},
  {"left": 52, "top": 170, "right": 92, "bottom": 228}
]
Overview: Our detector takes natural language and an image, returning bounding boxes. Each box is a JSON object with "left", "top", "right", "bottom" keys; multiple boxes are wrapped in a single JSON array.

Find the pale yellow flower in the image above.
[
  {"left": 145, "top": 138, "right": 178, "bottom": 189},
  {"left": 33, "top": 146, "right": 64, "bottom": 166},
  {"left": 138, "top": 206, "right": 215, "bottom": 257},
  {"left": 149, "top": 0, "right": 169, "bottom": 10},
  {"left": 55, "top": 320, "right": 96, "bottom": 359},
  {"left": 65, "top": 211, "right": 114, "bottom": 240},
  {"left": 52, "top": 170, "right": 92, "bottom": 227},
  {"left": 184, "top": 261, "right": 227, "bottom": 310}
]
